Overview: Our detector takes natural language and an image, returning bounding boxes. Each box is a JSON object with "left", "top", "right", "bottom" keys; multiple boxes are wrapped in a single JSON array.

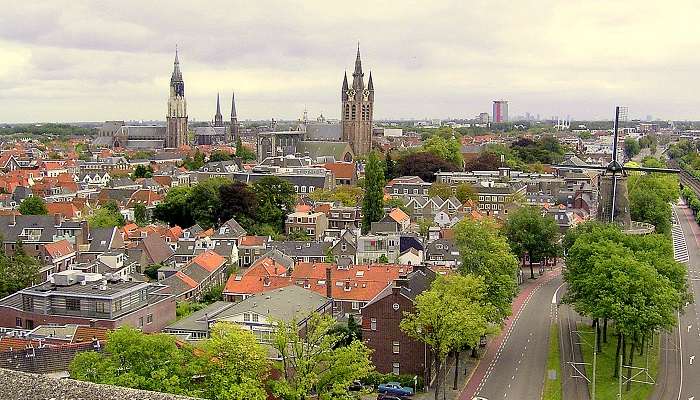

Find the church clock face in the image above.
[
  {"left": 363, "top": 89, "right": 370, "bottom": 101},
  {"left": 347, "top": 89, "right": 356, "bottom": 99}
]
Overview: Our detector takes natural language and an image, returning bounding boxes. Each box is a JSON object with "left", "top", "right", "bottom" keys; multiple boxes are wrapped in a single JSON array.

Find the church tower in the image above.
[
  {"left": 166, "top": 48, "right": 188, "bottom": 148},
  {"left": 230, "top": 91, "right": 240, "bottom": 143},
  {"left": 341, "top": 44, "right": 374, "bottom": 156},
  {"left": 213, "top": 93, "right": 223, "bottom": 127}
]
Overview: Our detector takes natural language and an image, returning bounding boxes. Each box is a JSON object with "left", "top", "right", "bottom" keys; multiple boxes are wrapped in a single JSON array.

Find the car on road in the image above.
[
  {"left": 377, "top": 382, "right": 413, "bottom": 397},
  {"left": 349, "top": 380, "right": 372, "bottom": 391}
]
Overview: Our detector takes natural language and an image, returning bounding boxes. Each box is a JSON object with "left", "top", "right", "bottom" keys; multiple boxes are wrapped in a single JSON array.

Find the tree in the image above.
[
  {"left": 134, "top": 203, "right": 148, "bottom": 226},
  {"left": 198, "top": 323, "right": 269, "bottom": 400},
  {"left": 401, "top": 275, "right": 493, "bottom": 400},
  {"left": 182, "top": 149, "right": 206, "bottom": 170},
  {"left": 253, "top": 176, "right": 296, "bottom": 233},
  {"left": 503, "top": 207, "right": 560, "bottom": 279},
  {"left": 464, "top": 152, "right": 501, "bottom": 171},
  {"left": 271, "top": 313, "right": 374, "bottom": 400},
  {"left": 422, "top": 135, "right": 463, "bottom": 167},
  {"left": 377, "top": 254, "right": 389, "bottom": 263},
  {"left": 88, "top": 201, "right": 126, "bottom": 228},
  {"left": 131, "top": 164, "right": 154, "bottom": 179},
  {"left": 209, "top": 150, "right": 233, "bottom": 162},
  {"left": 18, "top": 196, "right": 48, "bottom": 215},
  {"left": 236, "top": 137, "right": 256, "bottom": 162},
  {"left": 455, "top": 182, "right": 477, "bottom": 203},
  {"left": 385, "top": 151, "right": 396, "bottom": 180},
  {"left": 362, "top": 151, "right": 385, "bottom": 234},
  {"left": 454, "top": 219, "right": 519, "bottom": 323},
  {"left": 309, "top": 186, "right": 364, "bottom": 207},
  {"left": 69, "top": 327, "right": 196, "bottom": 395},
  {"left": 628, "top": 172, "right": 679, "bottom": 235},
  {"left": 218, "top": 181, "right": 258, "bottom": 230},
  {"left": 397, "top": 152, "right": 459, "bottom": 182},
  {"left": 189, "top": 177, "right": 229, "bottom": 228},
  {"left": 0, "top": 240, "right": 40, "bottom": 297},
  {"left": 428, "top": 182, "right": 453, "bottom": 199},
  {"left": 153, "top": 185, "right": 194, "bottom": 228},
  {"left": 624, "top": 138, "right": 641, "bottom": 159}
]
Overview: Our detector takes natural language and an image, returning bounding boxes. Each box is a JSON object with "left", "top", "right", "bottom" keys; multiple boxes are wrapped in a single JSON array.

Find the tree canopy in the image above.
[
  {"left": 18, "top": 196, "right": 48, "bottom": 215},
  {"left": 362, "top": 151, "right": 385, "bottom": 234},
  {"left": 397, "top": 152, "right": 459, "bottom": 182},
  {"left": 422, "top": 135, "right": 463, "bottom": 167},
  {"left": 0, "top": 240, "right": 39, "bottom": 298},
  {"left": 88, "top": 200, "right": 126, "bottom": 228},
  {"left": 502, "top": 206, "right": 560, "bottom": 279}
]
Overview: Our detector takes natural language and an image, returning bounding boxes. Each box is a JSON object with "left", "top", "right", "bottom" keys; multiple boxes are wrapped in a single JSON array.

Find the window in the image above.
[
  {"left": 413, "top": 189, "right": 418, "bottom": 194},
  {"left": 392, "top": 362, "right": 400, "bottom": 375},
  {"left": 252, "top": 314, "right": 259, "bottom": 323},
  {"left": 147, "top": 314, "right": 153, "bottom": 324},
  {"left": 66, "top": 298, "right": 80, "bottom": 311},
  {"left": 403, "top": 189, "right": 409, "bottom": 194},
  {"left": 139, "top": 317, "right": 144, "bottom": 327},
  {"left": 352, "top": 301, "right": 360, "bottom": 310},
  {"left": 370, "top": 318, "right": 377, "bottom": 331},
  {"left": 393, "top": 341, "right": 400, "bottom": 354},
  {"left": 15, "top": 317, "right": 22, "bottom": 328},
  {"left": 244, "top": 313, "right": 251, "bottom": 322}
]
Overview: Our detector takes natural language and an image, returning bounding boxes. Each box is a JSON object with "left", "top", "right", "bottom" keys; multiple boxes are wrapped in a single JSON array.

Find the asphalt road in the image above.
[
  {"left": 655, "top": 203, "right": 700, "bottom": 400},
  {"left": 460, "top": 268, "right": 562, "bottom": 400}
]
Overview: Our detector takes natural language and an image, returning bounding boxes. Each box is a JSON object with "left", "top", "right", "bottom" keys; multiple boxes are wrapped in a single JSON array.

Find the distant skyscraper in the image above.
[
  {"left": 492, "top": 100, "right": 508, "bottom": 123},
  {"left": 478, "top": 112, "right": 490, "bottom": 124},
  {"left": 341, "top": 44, "right": 374, "bottom": 156},
  {"left": 166, "top": 48, "right": 188, "bottom": 148}
]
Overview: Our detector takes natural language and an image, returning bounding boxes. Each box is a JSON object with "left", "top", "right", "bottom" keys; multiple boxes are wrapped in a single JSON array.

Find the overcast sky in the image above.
[{"left": 0, "top": 1, "right": 698, "bottom": 123}]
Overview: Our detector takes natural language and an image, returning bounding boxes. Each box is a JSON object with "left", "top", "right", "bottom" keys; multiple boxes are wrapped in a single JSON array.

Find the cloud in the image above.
[{"left": 0, "top": 0, "right": 699, "bottom": 122}]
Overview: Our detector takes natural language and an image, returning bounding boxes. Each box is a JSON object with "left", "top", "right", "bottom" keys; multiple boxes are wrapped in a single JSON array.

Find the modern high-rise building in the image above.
[
  {"left": 341, "top": 45, "right": 374, "bottom": 156},
  {"left": 492, "top": 100, "right": 508, "bottom": 123},
  {"left": 166, "top": 48, "right": 189, "bottom": 149}
]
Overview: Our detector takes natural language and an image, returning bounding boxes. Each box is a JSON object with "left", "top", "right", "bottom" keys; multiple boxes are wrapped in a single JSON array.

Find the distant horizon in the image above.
[{"left": 1, "top": 2, "right": 698, "bottom": 122}]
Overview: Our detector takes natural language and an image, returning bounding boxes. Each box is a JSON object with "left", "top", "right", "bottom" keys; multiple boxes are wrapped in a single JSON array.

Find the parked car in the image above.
[
  {"left": 377, "top": 395, "right": 405, "bottom": 400},
  {"left": 349, "top": 381, "right": 372, "bottom": 391},
  {"left": 377, "top": 382, "right": 414, "bottom": 397}
]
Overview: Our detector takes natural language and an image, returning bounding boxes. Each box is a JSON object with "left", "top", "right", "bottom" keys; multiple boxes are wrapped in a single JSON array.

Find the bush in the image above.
[{"left": 361, "top": 371, "right": 424, "bottom": 391}]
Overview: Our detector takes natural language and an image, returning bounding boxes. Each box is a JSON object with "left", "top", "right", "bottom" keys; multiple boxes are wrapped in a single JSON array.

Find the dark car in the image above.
[{"left": 349, "top": 380, "right": 372, "bottom": 391}]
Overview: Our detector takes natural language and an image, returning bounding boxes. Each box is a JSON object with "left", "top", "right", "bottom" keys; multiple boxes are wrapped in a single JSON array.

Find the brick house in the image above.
[{"left": 361, "top": 266, "right": 436, "bottom": 380}]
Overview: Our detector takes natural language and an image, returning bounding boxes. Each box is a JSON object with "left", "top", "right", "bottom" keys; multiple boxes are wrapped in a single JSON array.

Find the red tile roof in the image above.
[
  {"left": 224, "top": 262, "right": 411, "bottom": 302},
  {"left": 323, "top": 162, "right": 356, "bottom": 180},
  {"left": 46, "top": 202, "right": 80, "bottom": 219},
  {"left": 43, "top": 240, "right": 75, "bottom": 259},
  {"left": 175, "top": 271, "right": 198, "bottom": 289},
  {"left": 72, "top": 326, "right": 109, "bottom": 343},
  {"left": 240, "top": 235, "right": 266, "bottom": 247},
  {"left": 191, "top": 250, "right": 226, "bottom": 272}
]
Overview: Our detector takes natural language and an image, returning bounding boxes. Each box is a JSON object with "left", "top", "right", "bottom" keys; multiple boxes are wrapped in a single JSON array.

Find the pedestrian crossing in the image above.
[{"left": 671, "top": 209, "right": 689, "bottom": 264}]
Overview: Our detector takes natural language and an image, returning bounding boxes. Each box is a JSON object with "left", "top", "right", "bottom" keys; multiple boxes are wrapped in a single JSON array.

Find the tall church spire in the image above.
[
  {"left": 231, "top": 91, "right": 237, "bottom": 118},
  {"left": 171, "top": 45, "right": 183, "bottom": 83},
  {"left": 166, "top": 46, "right": 188, "bottom": 148},
  {"left": 214, "top": 92, "right": 223, "bottom": 126},
  {"left": 230, "top": 91, "right": 239, "bottom": 143},
  {"left": 368, "top": 71, "right": 373, "bottom": 91},
  {"left": 352, "top": 43, "right": 364, "bottom": 90}
]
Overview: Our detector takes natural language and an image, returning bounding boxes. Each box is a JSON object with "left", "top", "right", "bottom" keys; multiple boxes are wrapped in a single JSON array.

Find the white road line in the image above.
[{"left": 552, "top": 283, "right": 565, "bottom": 304}]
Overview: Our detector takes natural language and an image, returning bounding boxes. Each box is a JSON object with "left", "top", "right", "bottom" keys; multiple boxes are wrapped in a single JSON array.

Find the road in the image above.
[
  {"left": 653, "top": 203, "right": 700, "bottom": 400},
  {"left": 558, "top": 300, "right": 591, "bottom": 400},
  {"left": 459, "top": 268, "right": 562, "bottom": 400}
]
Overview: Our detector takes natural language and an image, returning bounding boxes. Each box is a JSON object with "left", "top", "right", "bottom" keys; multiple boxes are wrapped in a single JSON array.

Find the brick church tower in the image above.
[
  {"left": 341, "top": 45, "right": 374, "bottom": 156},
  {"left": 166, "top": 48, "right": 188, "bottom": 148}
]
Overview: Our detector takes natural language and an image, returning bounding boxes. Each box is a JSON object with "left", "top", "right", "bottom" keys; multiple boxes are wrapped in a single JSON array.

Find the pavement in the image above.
[
  {"left": 459, "top": 266, "right": 563, "bottom": 400},
  {"left": 651, "top": 203, "right": 700, "bottom": 400}
]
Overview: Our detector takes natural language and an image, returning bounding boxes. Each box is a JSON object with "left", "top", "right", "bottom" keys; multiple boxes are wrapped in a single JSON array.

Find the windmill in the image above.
[{"left": 556, "top": 106, "right": 679, "bottom": 228}]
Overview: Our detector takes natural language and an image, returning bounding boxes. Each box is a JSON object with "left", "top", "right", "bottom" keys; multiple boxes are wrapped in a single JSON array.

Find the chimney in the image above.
[{"left": 325, "top": 267, "right": 332, "bottom": 299}]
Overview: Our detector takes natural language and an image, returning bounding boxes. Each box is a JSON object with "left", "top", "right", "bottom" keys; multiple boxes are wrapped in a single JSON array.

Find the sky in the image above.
[{"left": 0, "top": 1, "right": 699, "bottom": 123}]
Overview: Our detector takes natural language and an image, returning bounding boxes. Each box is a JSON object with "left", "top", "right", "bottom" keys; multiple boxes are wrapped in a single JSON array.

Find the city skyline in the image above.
[{"left": 1, "top": 1, "right": 699, "bottom": 123}]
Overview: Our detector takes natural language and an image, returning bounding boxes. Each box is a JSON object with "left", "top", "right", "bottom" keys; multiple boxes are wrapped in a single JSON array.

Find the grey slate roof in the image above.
[
  {"left": 88, "top": 227, "right": 118, "bottom": 253},
  {"left": 270, "top": 241, "right": 330, "bottom": 258}
]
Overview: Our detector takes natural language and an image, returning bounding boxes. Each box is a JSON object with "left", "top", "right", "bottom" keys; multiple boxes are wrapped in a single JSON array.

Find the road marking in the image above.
[
  {"left": 691, "top": 355, "right": 695, "bottom": 365},
  {"left": 552, "top": 283, "right": 565, "bottom": 304}
]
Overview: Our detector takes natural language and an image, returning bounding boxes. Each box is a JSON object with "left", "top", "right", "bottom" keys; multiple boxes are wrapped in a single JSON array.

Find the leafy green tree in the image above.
[
  {"left": 209, "top": 150, "right": 233, "bottom": 162},
  {"left": 198, "top": 323, "right": 269, "bottom": 400},
  {"left": 144, "top": 262, "right": 165, "bottom": 281},
  {"left": 89, "top": 201, "right": 126, "bottom": 228},
  {"left": 428, "top": 182, "right": 452, "bottom": 199},
  {"left": 309, "top": 186, "right": 364, "bottom": 207},
  {"left": 218, "top": 181, "right": 258, "bottom": 231},
  {"left": 131, "top": 165, "right": 154, "bottom": 179},
  {"left": 503, "top": 206, "right": 560, "bottom": 279},
  {"left": 287, "top": 230, "right": 312, "bottom": 241},
  {"left": 18, "top": 196, "right": 48, "bottom": 215},
  {"left": 624, "top": 138, "right": 641, "bottom": 158},
  {"left": 401, "top": 275, "right": 493, "bottom": 400},
  {"left": 236, "top": 137, "right": 257, "bottom": 162},
  {"left": 271, "top": 313, "right": 374, "bottom": 400},
  {"left": 397, "top": 152, "right": 459, "bottom": 182},
  {"left": 0, "top": 240, "right": 40, "bottom": 297},
  {"left": 182, "top": 149, "right": 205, "bottom": 170},
  {"left": 454, "top": 219, "right": 519, "bottom": 323},
  {"left": 324, "top": 247, "right": 336, "bottom": 263},
  {"left": 252, "top": 176, "right": 296, "bottom": 232},
  {"left": 189, "top": 177, "right": 229, "bottom": 228},
  {"left": 422, "top": 135, "right": 463, "bottom": 167},
  {"left": 385, "top": 197, "right": 409, "bottom": 214},
  {"left": 361, "top": 151, "right": 385, "bottom": 234},
  {"left": 377, "top": 254, "right": 389, "bottom": 263},
  {"left": 134, "top": 203, "right": 148, "bottom": 226},
  {"left": 69, "top": 326, "right": 196, "bottom": 395},
  {"left": 385, "top": 151, "right": 396, "bottom": 180},
  {"left": 628, "top": 172, "right": 679, "bottom": 235},
  {"left": 153, "top": 185, "right": 194, "bottom": 228},
  {"left": 455, "top": 182, "right": 478, "bottom": 203}
]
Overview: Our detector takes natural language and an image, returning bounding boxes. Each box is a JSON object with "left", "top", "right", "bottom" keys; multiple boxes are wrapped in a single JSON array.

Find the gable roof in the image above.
[
  {"left": 191, "top": 250, "right": 226, "bottom": 272},
  {"left": 43, "top": 240, "right": 75, "bottom": 259}
]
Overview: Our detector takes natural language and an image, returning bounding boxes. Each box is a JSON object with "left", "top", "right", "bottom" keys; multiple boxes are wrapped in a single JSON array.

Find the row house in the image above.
[
  {"left": 404, "top": 196, "right": 461, "bottom": 221},
  {"left": 385, "top": 176, "right": 431, "bottom": 198},
  {"left": 238, "top": 235, "right": 271, "bottom": 268},
  {"left": 37, "top": 240, "right": 77, "bottom": 282},
  {"left": 160, "top": 250, "right": 228, "bottom": 302},
  {"left": 285, "top": 210, "right": 328, "bottom": 241},
  {"left": 324, "top": 205, "right": 362, "bottom": 237},
  {"left": 223, "top": 260, "right": 412, "bottom": 317},
  {"left": 271, "top": 241, "right": 331, "bottom": 263},
  {"left": 0, "top": 215, "right": 89, "bottom": 259},
  {"left": 361, "top": 266, "right": 436, "bottom": 379},
  {"left": 78, "top": 172, "right": 111, "bottom": 188},
  {"left": 424, "top": 239, "right": 461, "bottom": 269}
]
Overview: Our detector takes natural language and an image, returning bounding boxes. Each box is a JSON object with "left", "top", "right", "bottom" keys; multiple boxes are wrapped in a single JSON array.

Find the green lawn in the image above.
[
  {"left": 542, "top": 323, "right": 562, "bottom": 400},
  {"left": 579, "top": 324, "right": 659, "bottom": 400}
]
